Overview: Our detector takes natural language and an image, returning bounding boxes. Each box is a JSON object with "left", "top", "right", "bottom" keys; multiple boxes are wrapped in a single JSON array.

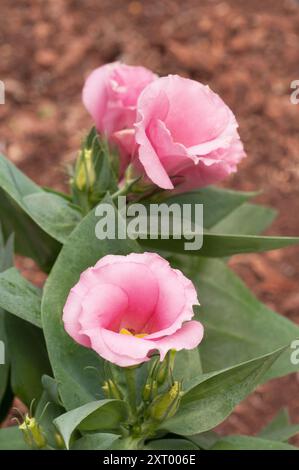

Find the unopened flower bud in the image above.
[
  {"left": 142, "top": 380, "right": 158, "bottom": 402},
  {"left": 102, "top": 380, "right": 110, "bottom": 398},
  {"left": 102, "top": 379, "right": 123, "bottom": 400},
  {"left": 156, "top": 350, "right": 176, "bottom": 385},
  {"left": 74, "top": 148, "right": 96, "bottom": 192},
  {"left": 149, "top": 381, "right": 182, "bottom": 422},
  {"left": 107, "top": 379, "right": 123, "bottom": 400},
  {"left": 19, "top": 416, "right": 47, "bottom": 449},
  {"left": 54, "top": 432, "right": 65, "bottom": 449}
]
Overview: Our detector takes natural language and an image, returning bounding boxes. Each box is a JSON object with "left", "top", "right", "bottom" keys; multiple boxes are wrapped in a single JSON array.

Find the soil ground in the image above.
[{"left": 0, "top": 0, "right": 299, "bottom": 445}]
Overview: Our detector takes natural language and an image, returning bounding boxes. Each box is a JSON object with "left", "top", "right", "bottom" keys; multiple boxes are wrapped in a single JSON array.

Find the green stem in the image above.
[
  {"left": 111, "top": 177, "right": 141, "bottom": 200},
  {"left": 125, "top": 367, "right": 137, "bottom": 418},
  {"left": 116, "top": 436, "right": 144, "bottom": 450}
]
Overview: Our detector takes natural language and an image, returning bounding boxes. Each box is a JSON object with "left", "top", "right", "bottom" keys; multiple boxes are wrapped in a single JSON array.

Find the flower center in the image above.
[{"left": 119, "top": 327, "right": 148, "bottom": 339}]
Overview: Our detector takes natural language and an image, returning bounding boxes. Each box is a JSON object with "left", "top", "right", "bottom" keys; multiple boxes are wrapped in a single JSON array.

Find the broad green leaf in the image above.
[
  {"left": 211, "top": 203, "right": 276, "bottom": 235},
  {"left": 0, "top": 310, "right": 9, "bottom": 405},
  {"left": 260, "top": 409, "right": 299, "bottom": 442},
  {"left": 41, "top": 375, "right": 62, "bottom": 406},
  {"left": 161, "top": 348, "right": 283, "bottom": 436},
  {"left": 173, "top": 348, "right": 202, "bottom": 382},
  {"left": 42, "top": 196, "right": 140, "bottom": 410},
  {"left": 0, "top": 379, "right": 13, "bottom": 423},
  {"left": 211, "top": 435, "right": 298, "bottom": 450},
  {"left": 5, "top": 315, "right": 52, "bottom": 406},
  {"left": 163, "top": 187, "right": 258, "bottom": 229},
  {"left": 186, "top": 431, "right": 219, "bottom": 450},
  {"left": 0, "top": 426, "right": 30, "bottom": 450},
  {"left": 23, "top": 192, "right": 82, "bottom": 244},
  {"left": 0, "top": 154, "right": 60, "bottom": 271},
  {"left": 54, "top": 400, "right": 128, "bottom": 449},
  {"left": 71, "top": 432, "right": 119, "bottom": 450},
  {"left": 140, "top": 231, "right": 299, "bottom": 258},
  {"left": 0, "top": 232, "right": 13, "bottom": 407},
  {"left": 145, "top": 438, "right": 199, "bottom": 450},
  {"left": 0, "top": 230, "right": 14, "bottom": 272},
  {"left": 0, "top": 267, "right": 41, "bottom": 327},
  {"left": 188, "top": 258, "right": 299, "bottom": 380}
]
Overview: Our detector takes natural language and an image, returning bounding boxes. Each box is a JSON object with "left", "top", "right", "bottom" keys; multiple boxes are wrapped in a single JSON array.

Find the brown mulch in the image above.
[{"left": 0, "top": 0, "right": 299, "bottom": 445}]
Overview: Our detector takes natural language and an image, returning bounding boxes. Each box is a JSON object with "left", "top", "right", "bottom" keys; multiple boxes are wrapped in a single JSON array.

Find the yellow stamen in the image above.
[{"left": 119, "top": 328, "right": 147, "bottom": 338}]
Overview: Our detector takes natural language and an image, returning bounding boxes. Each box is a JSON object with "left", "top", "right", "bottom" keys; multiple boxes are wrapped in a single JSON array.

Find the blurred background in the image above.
[{"left": 0, "top": 0, "right": 299, "bottom": 443}]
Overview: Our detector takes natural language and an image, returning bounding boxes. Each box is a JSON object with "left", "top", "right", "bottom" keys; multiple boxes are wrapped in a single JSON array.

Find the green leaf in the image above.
[
  {"left": 163, "top": 187, "right": 258, "bottom": 229},
  {"left": 34, "top": 390, "right": 65, "bottom": 449},
  {"left": 211, "top": 435, "right": 298, "bottom": 450},
  {"left": 0, "top": 154, "right": 60, "bottom": 271},
  {"left": 0, "top": 426, "right": 30, "bottom": 450},
  {"left": 137, "top": 193, "right": 298, "bottom": 257},
  {"left": 161, "top": 348, "right": 283, "bottom": 436},
  {"left": 0, "top": 267, "right": 42, "bottom": 327},
  {"left": 71, "top": 432, "right": 119, "bottom": 450},
  {"left": 211, "top": 202, "right": 276, "bottom": 235},
  {"left": 5, "top": 315, "right": 52, "bottom": 406},
  {"left": 0, "top": 378, "right": 14, "bottom": 423},
  {"left": 145, "top": 438, "right": 199, "bottom": 450},
  {"left": 185, "top": 431, "right": 219, "bottom": 450},
  {"left": 140, "top": 232, "right": 299, "bottom": 258},
  {"left": 23, "top": 192, "right": 82, "bottom": 244},
  {"left": 0, "top": 231, "right": 13, "bottom": 408},
  {"left": 41, "top": 375, "right": 62, "bottom": 406},
  {"left": 0, "top": 309, "right": 9, "bottom": 405},
  {"left": 0, "top": 230, "right": 14, "bottom": 272},
  {"left": 54, "top": 400, "right": 128, "bottom": 449},
  {"left": 41, "top": 196, "right": 140, "bottom": 410},
  {"left": 173, "top": 349, "right": 202, "bottom": 382},
  {"left": 260, "top": 409, "right": 299, "bottom": 442},
  {"left": 189, "top": 258, "right": 299, "bottom": 380},
  {"left": 0, "top": 227, "right": 51, "bottom": 407}
]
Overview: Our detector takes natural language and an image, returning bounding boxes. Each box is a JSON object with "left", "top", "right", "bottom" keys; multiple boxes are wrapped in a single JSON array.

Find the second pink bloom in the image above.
[{"left": 134, "top": 75, "right": 246, "bottom": 192}]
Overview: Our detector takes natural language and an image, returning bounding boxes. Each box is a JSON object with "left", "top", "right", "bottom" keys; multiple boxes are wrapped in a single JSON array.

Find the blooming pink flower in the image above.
[
  {"left": 63, "top": 253, "right": 203, "bottom": 367},
  {"left": 82, "top": 62, "right": 157, "bottom": 175},
  {"left": 134, "top": 75, "right": 246, "bottom": 192}
]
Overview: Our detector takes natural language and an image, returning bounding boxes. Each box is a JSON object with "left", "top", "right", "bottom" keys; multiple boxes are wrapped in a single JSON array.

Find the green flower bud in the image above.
[
  {"left": 107, "top": 379, "right": 123, "bottom": 400},
  {"left": 19, "top": 416, "right": 47, "bottom": 449},
  {"left": 102, "top": 379, "right": 123, "bottom": 400},
  {"left": 102, "top": 380, "right": 110, "bottom": 398},
  {"left": 54, "top": 432, "right": 65, "bottom": 449},
  {"left": 155, "top": 350, "right": 177, "bottom": 385},
  {"left": 149, "top": 381, "right": 182, "bottom": 422},
  {"left": 74, "top": 148, "right": 96, "bottom": 192},
  {"left": 142, "top": 380, "right": 158, "bottom": 402}
]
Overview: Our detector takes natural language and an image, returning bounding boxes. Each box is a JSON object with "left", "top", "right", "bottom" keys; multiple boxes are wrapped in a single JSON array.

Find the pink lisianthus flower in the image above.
[
  {"left": 63, "top": 253, "right": 204, "bottom": 367},
  {"left": 82, "top": 62, "right": 157, "bottom": 176},
  {"left": 134, "top": 75, "right": 246, "bottom": 192}
]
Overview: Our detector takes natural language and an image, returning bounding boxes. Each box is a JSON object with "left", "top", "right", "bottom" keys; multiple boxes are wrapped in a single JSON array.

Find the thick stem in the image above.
[
  {"left": 116, "top": 436, "right": 144, "bottom": 450},
  {"left": 124, "top": 367, "right": 137, "bottom": 418}
]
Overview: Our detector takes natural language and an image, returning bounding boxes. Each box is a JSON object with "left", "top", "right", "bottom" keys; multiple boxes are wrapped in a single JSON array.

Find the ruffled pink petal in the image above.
[
  {"left": 63, "top": 291, "right": 91, "bottom": 347},
  {"left": 153, "top": 320, "right": 204, "bottom": 361},
  {"left": 79, "top": 283, "right": 128, "bottom": 331},
  {"left": 162, "top": 76, "right": 230, "bottom": 147},
  {"left": 92, "top": 261, "right": 159, "bottom": 332},
  {"left": 141, "top": 256, "right": 199, "bottom": 338},
  {"left": 84, "top": 327, "right": 152, "bottom": 367},
  {"left": 82, "top": 63, "right": 113, "bottom": 133},
  {"left": 111, "top": 129, "right": 136, "bottom": 177},
  {"left": 135, "top": 88, "right": 174, "bottom": 189}
]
